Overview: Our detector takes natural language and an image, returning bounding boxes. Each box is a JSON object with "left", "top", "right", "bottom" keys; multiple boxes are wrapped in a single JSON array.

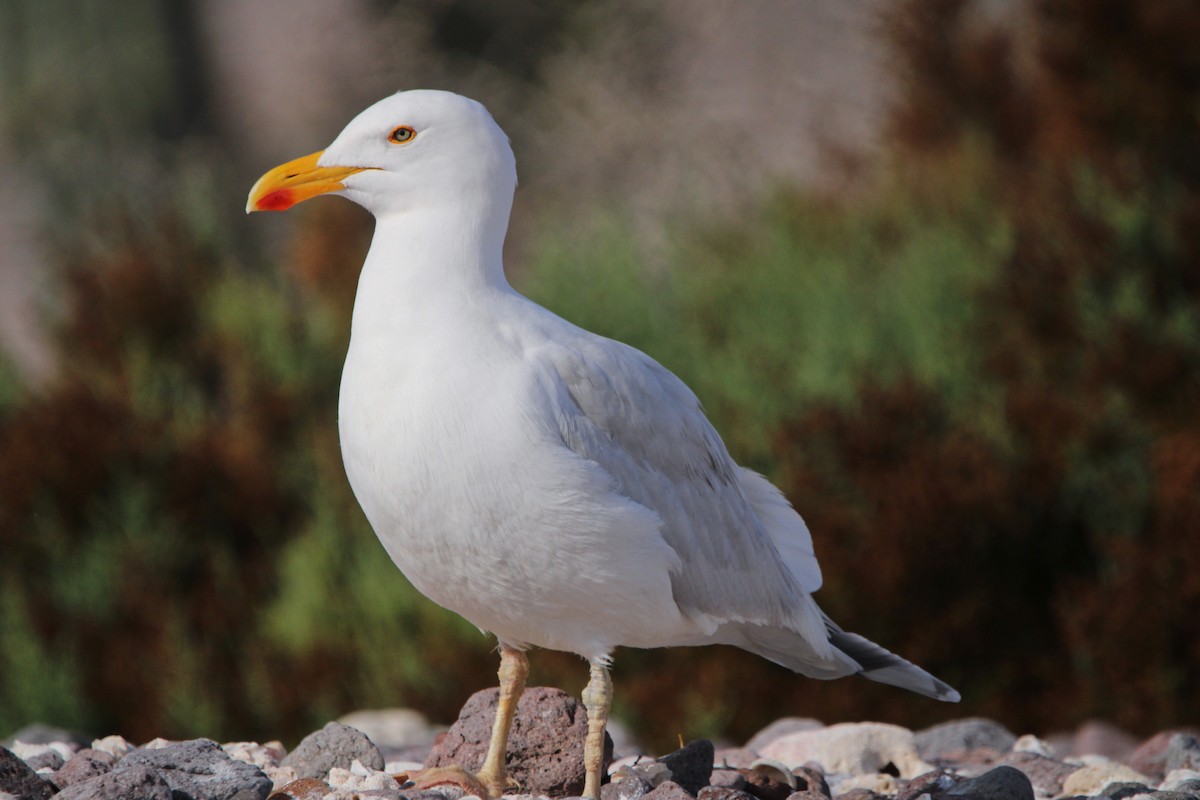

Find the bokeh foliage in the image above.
[{"left": 1, "top": 0, "right": 1198, "bottom": 748}]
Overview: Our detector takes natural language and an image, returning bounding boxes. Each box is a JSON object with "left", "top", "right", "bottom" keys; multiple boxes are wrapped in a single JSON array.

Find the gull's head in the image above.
[{"left": 246, "top": 90, "right": 516, "bottom": 218}]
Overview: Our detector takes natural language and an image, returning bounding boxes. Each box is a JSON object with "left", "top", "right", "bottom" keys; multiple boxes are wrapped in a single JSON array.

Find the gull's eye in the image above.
[{"left": 388, "top": 125, "right": 416, "bottom": 144}]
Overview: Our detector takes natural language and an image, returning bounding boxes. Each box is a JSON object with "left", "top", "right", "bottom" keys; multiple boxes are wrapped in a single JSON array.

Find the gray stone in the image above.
[
  {"left": 280, "top": 722, "right": 385, "bottom": 780},
  {"left": 997, "top": 752, "right": 1076, "bottom": 797},
  {"left": 53, "top": 749, "right": 118, "bottom": 790},
  {"left": 1070, "top": 721, "right": 1139, "bottom": 762},
  {"left": 21, "top": 751, "right": 63, "bottom": 772},
  {"left": 4, "top": 725, "right": 89, "bottom": 749},
  {"left": 124, "top": 738, "right": 272, "bottom": 800},
  {"left": 945, "top": 766, "right": 1033, "bottom": 800},
  {"left": 783, "top": 792, "right": 828, "bottom": 800},
  {"left": 55, "top": 766, "right": 173, "bottom": 800},
  {"left": 917, "top": 721, "right": 1017, "bottom": 764},
  {"left": 0, "top": 747, "right": 53, "bottom": 800},
  {"left": 426, "top": 686, "right": 612, "bottom": 798},
  {"left": 1164, "top": 735, "right": 1200, "bottom": 774},
  {"left": 644, "top": 780, "right": 696, "bottom": 800},
  {"left": 604, "top": 776, "right": 654, "bottom": 800},
  {"left": 659, "top": 740, "right": 714, "bottom": 796}
]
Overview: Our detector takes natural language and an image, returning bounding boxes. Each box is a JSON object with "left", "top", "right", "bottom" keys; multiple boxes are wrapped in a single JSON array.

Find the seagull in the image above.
[{"left": 247, "top": 89, "right": 958, "bottom": 800}]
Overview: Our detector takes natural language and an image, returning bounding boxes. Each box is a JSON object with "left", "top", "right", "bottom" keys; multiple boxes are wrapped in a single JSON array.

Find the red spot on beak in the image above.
[{"left": 256, "top": 189, "right": 296, "bottom": 211}]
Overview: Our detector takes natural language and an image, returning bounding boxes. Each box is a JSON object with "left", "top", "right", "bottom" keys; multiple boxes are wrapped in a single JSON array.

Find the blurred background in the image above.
[{"left": 1, "top": 0, "right": 1198, "bottom": 751}]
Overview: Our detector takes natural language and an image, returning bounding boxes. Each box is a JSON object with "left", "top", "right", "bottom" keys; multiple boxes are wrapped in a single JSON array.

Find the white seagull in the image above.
[{"left": 247, "top": 89, "right": 958, "bottom": 800}]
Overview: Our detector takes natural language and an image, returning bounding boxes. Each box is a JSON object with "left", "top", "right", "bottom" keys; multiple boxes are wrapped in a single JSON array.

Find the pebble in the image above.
[
  {"left": 8, "top": 707, "right": 1200, "bottom": 800},
  {"left": 761, "top": 722, "right": 932, "bottom": 779},
  {"left": 281, "top": 721, "right": 385, "bottom": 780},
  {"left": 659, "top": 740, "right": 715, "bottom": 795}
]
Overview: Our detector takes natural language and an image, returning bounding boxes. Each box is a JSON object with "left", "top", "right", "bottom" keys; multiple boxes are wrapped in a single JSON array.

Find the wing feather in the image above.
[{"left": 538, "top": 333, "right": 827, "bottom": 650}]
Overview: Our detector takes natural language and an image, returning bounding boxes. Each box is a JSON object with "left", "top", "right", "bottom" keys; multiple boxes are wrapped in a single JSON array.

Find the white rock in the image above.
[
  {"left": 759, "top": 722, "right": 932, "bottom": 778},
  {"left": 222, "top": 740, "right": 286, "bottom": 769},
  {"left": 91, "top": 735, "right": 133, "bottom": 759},
  {"left": 833, "top": 773, "right": 901, "bottom": 796},
  {"left": 384, "top": 760, "right": 425, "bottom": 774},
  {"left": 322, "top": 766, "right": 404, "bottom": 798},
  {"left": 1062, "top": 762, "right": 1153, "bottom": 796},
  {"left": 141, "top": 737, "right": 175, "bottom": 750},
  {"left": 264, "top": 764, "right": 299, "bottom": 788},
  {"left": 1013, "top": 735, "right": 1056, "bottom": 758},
  {"left": 1161, "top": 769, "right": 1200, "bottom": 791}
]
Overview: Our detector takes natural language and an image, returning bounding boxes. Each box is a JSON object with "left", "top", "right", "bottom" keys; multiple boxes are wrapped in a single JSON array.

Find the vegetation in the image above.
[{"left": 0, "top": 0, "right": 1197, "bottom": 750}]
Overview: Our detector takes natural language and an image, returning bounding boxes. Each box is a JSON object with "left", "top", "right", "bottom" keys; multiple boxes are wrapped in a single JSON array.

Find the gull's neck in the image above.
[{"left": 349, "top": 202, "right": 515, "bottom": 344}]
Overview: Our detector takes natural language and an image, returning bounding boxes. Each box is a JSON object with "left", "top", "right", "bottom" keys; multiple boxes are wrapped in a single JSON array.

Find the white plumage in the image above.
[{"left": 249, "top": 89, "right": 957, "bottom": 799}]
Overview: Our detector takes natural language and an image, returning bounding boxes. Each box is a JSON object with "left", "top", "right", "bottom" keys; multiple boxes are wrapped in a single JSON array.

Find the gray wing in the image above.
[{"left": 539, "top": 333, "right": 828, "bottom": 647}]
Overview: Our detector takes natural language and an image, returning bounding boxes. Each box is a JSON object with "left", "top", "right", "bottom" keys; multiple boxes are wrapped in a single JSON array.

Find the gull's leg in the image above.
[
  {"left": 476, "top": 645, "right": 529, "bottom": 798},
  {"left": 581, "top": 659, "right": 613, "bottom": 800}
]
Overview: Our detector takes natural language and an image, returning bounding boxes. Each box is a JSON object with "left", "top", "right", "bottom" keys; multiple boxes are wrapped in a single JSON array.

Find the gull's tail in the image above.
[
  {"left": 726, "top": 620, "right": 960, "bottom": 702},
  {"left": 826, "top": 625, "right": 960, "bottom": 702}
]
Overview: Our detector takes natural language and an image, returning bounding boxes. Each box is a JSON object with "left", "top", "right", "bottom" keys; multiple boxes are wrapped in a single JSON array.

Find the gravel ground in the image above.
[{"left": 3, "top": 689, "right": 1198, "bottom": 800}]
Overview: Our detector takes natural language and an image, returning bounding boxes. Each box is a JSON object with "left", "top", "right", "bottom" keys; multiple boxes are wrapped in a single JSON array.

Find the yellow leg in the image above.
[
  {"left": 580, "top": 660, "right": 612, "bottom": 800},
  {"left": 476, "top": 645, "right": 529, "bottom": 798}
]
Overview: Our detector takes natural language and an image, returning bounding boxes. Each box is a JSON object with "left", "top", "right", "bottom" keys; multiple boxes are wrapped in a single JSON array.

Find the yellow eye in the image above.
[{"left": 388, "top": 125, "right": 416, "bottom": 144}]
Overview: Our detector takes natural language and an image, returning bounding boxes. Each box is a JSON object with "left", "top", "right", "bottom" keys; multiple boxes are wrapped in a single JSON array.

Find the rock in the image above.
[
  {"left": 426, "top": 686, "right": 612, "bottom": 798},
  {"left": 52, "top": 749, "right": 118, "bottom": 789},
  {"left": 644, "top": 780, "right": 696, "bottom": 800},
  {"left": 222, "top": 742, "right": 285, "bottom": 771},
  {"left": 895, "top": 769, "right": 963, "bottom": 800},
  {"left": 714, "top": 750, "right": 760, "bottom": 770},
  {"left": 792, "top": 766, "right": 830, "bottom": 798},
  {"left": 916, "top": 721, "right": 1017, "bottom": 766},
  {"left": 836, "top": 774, "right": 900, "bottom": 795},
  {"left": 760, "top": 722, "right": 932, "bottom": 779},
  {"left": 835, "top": 790, "right": 882, "bottom": 800},
  {"left": 742, "top": 767, "right": 793, "bottom": 800},
  {"left": 997, "top": 752, "right": 1077, "bottom": 797},
  {"left": 1133, "top": 734, "right": 1191, "bottom": 781},
  {"left": 1163, "top": 737, "right": 1200, "bottom": 775},
  {"left": 124, "top": 738, "right": 273, "bottom": 800},
  {"left": 1161, "top": 771, "right": 1200, "bottom": 793},
  {"left": 1099, "top": 781, "right": 1154, "bottom": 800},
  {"left": 1062, "top": 763, "right": 1154, "bottom": 797},
  {"left": 604, "top": 775, "right": 654, "bottom": 800},
  {"left": 0, "top": 747, "right": 53, "bottom": 800},
  {"left": 281, "top": 722, "right": 385, "bottom": 780},
  {"left": 709, "top": 769, "right": 748, "bottom": 790},
  {"left": 22, "top": 750, "right": 64, "bottom": 772},
  {"left": 338, "top": 709, "right": 441, "bottom": 764},
  {"left": 1010, "top": 737, "right": 1054, "bottom": 759},
  {"left": 746, "top": 721, "right": 825, "bottom": 755},
  {"left": 266, "top": 778, "right": 331, "bottom": 800},
  {"left": 945, "top": 766, "right": 1034, "bottom": 800},
  {"left": 92, "top": 735, "right": 135, "bottom": 760},
  {"left": 4, "top": 725, "right": 89, "bottom": 749},
  {"left": 1071, "top": 722, "right": 1139, "bottom": 763},
  {"left": 698, "top": 789, "right": 756, "bottom": 800},
  {"left": 749, "top": 760, "right": 797, "bottom": 790},
  {"left": 54, "top": 766, "right": 173, "bottom": 800},
  {"left": 659, "top": 741, "right": 714, "bottom": 796},
  {"left": 783, "top": 792, "right": 828, "bottom": 800}
]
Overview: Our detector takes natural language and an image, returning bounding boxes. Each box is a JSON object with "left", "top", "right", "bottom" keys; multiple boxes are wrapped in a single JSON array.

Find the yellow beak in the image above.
[{"left": 245, "top": 150, "right": 370, "bottom": 213}]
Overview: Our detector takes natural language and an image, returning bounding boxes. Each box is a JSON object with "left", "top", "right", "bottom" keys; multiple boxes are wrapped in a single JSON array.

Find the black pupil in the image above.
[{"left": 394, "top": 128, "right": 410, "bottom": 141}]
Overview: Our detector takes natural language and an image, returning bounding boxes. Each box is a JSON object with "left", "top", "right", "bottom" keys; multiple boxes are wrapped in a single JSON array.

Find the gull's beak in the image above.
[{"left": 246, "top": 150, "right": 370, "bottom": 213}]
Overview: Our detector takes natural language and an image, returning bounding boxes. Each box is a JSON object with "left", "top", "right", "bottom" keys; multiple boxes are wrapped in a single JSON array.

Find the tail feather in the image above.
[
  {"left": 720, "top": 621, "right": 960, "bottom": 703},
  {"left": 827, "top": 627, "right": 961, "bottom": 702}
]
